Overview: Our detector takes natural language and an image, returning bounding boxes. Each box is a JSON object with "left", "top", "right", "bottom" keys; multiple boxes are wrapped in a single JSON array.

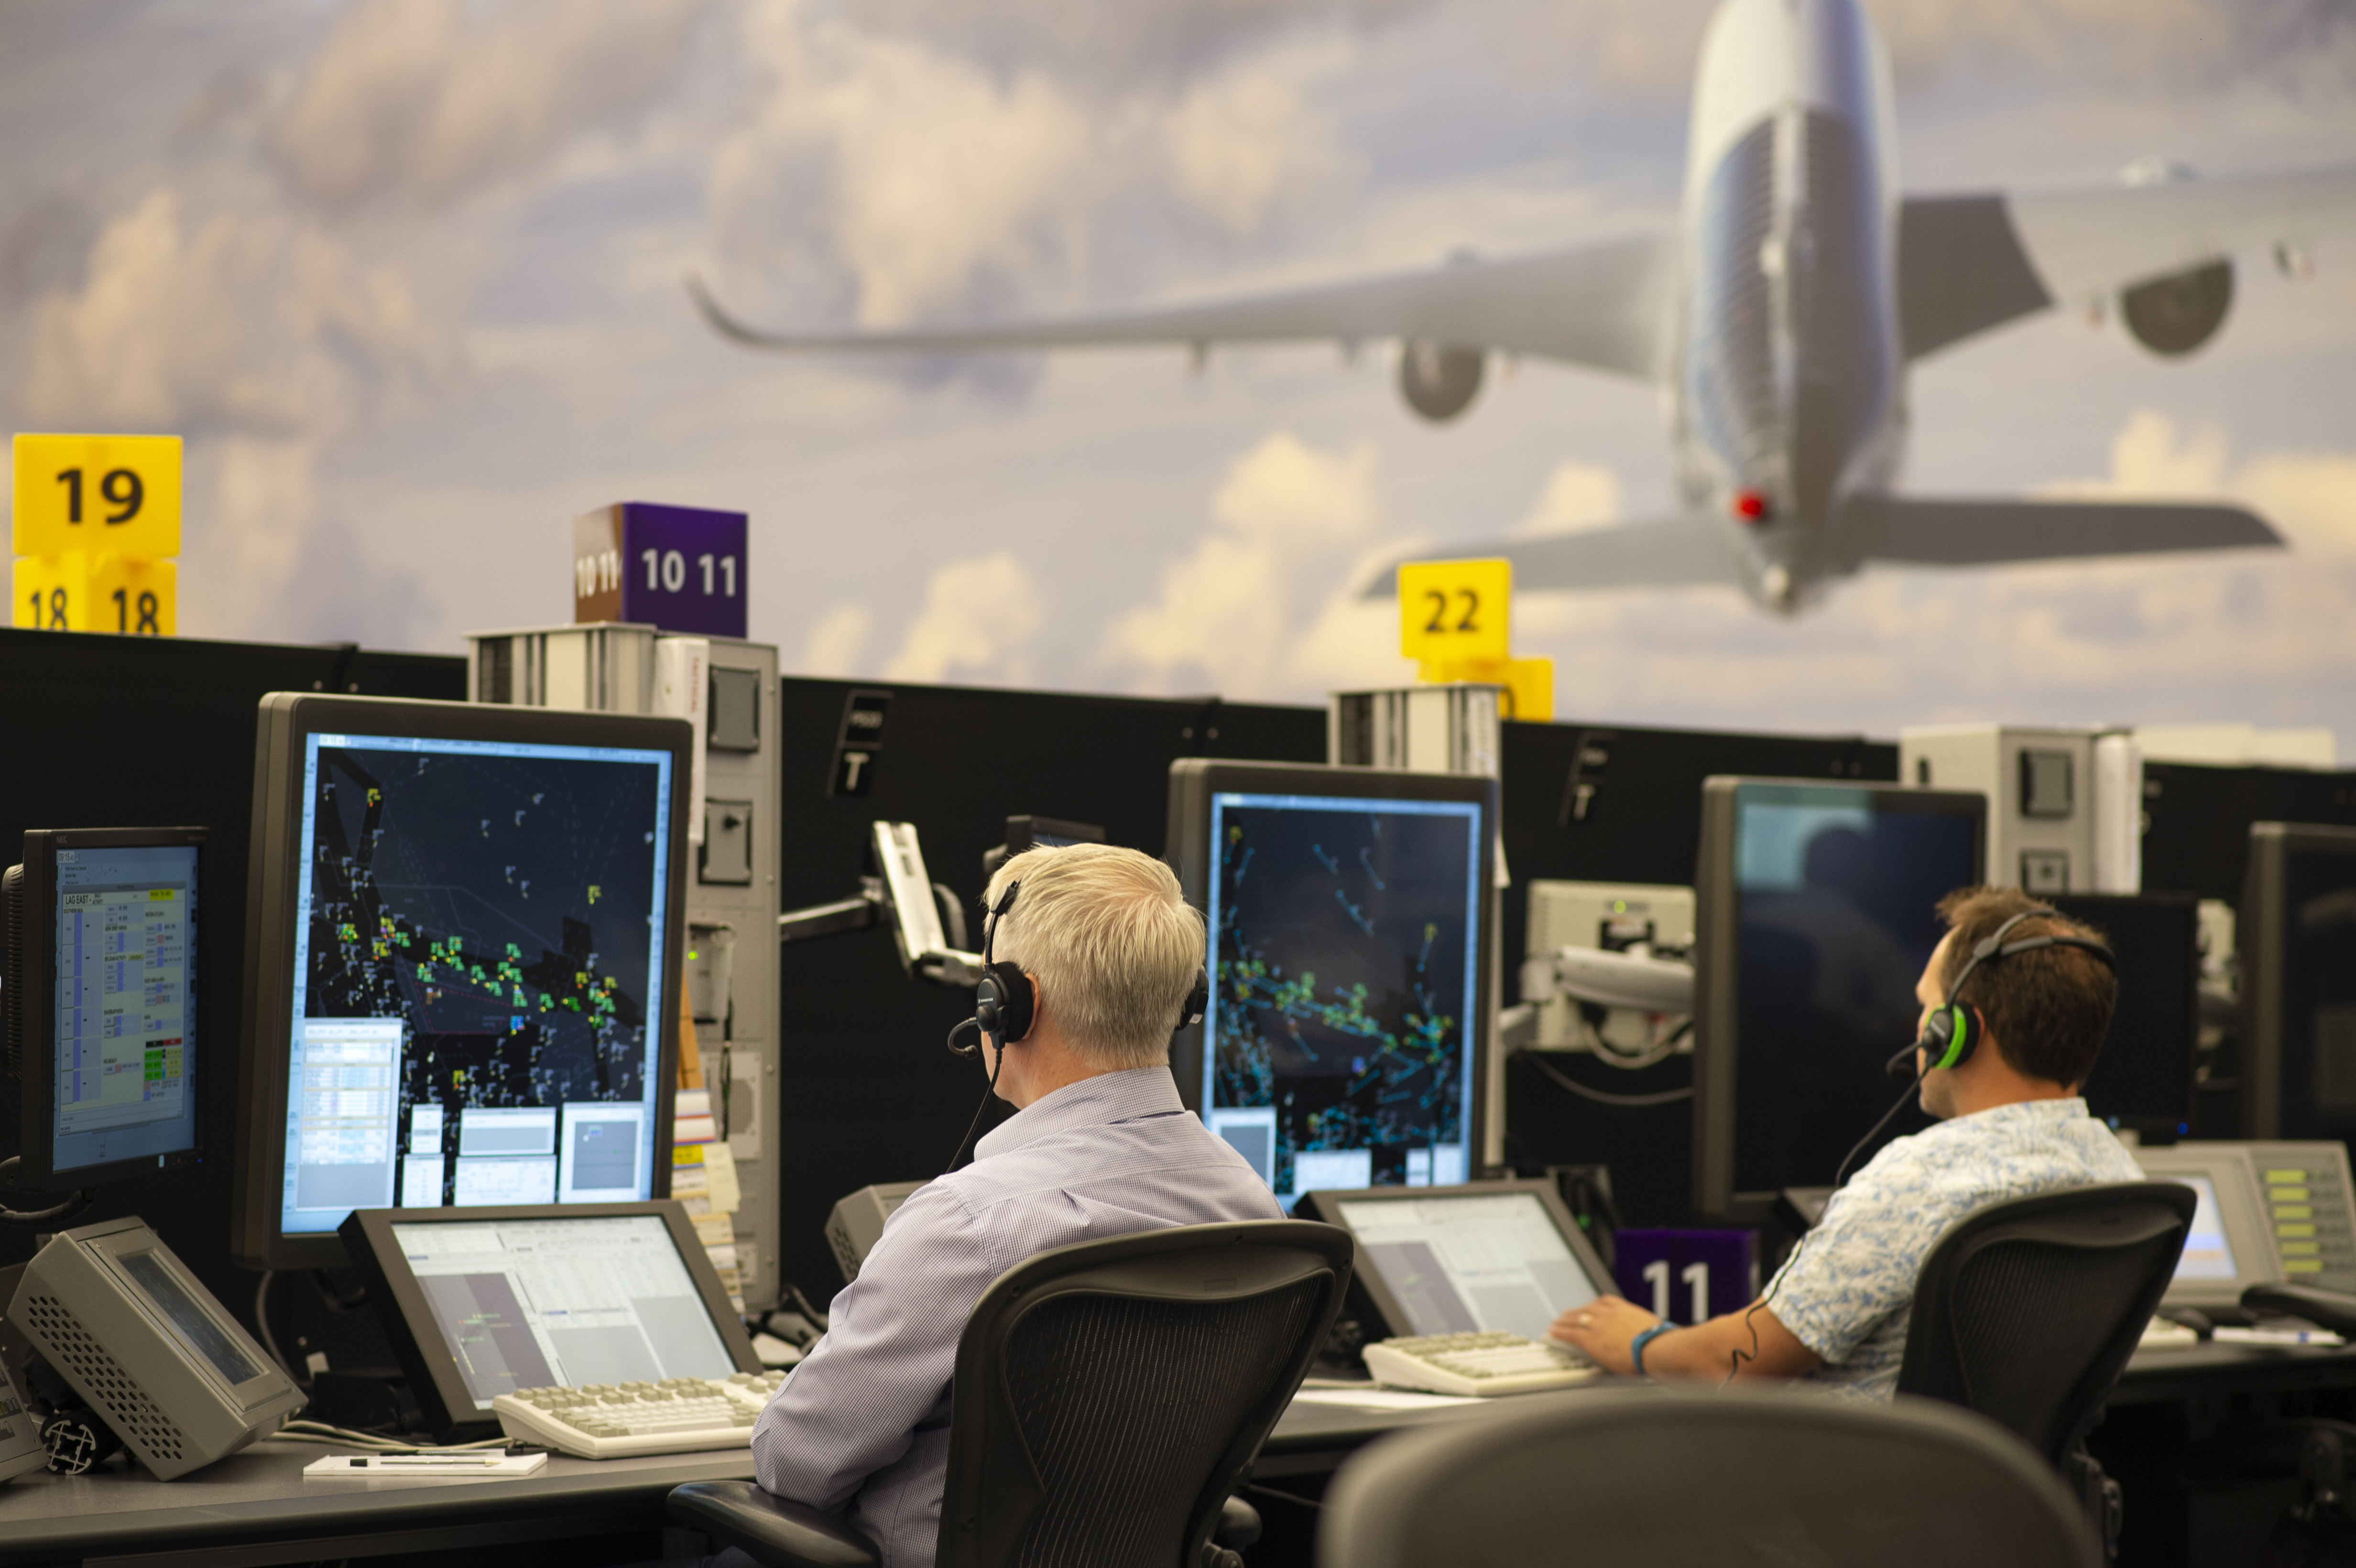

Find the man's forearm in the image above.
[{"left": 1628, "top": 1305, "right": 1819, "bottom": 1382}]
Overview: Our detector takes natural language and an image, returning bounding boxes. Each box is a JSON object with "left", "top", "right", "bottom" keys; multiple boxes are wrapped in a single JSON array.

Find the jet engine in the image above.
[
  {"left": 1398, "top": 339, "right": 1484, "bottom": 422},
  {"left": 2120, "top": 259, "right": 2233, "bottom": 358}
]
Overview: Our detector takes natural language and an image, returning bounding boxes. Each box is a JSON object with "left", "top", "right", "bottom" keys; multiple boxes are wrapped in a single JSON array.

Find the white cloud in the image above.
[
  {"left": 1102, "top": 431, "right": 1417, "bottom": 696},
  {"left": 24, "top": 189, "right": 452, "bottom": 435},
  {"left": 706, "top": 0, "right": 1360, "bottom": 328},
  {"left": 799, "top": 601, "right": 874, "bottom": 675},
  {"left": 883, "top": 551, "right": 1044, "bottom": 683},
  {"left": 265, "top": 0, "right": 706, "bottom": 213}
]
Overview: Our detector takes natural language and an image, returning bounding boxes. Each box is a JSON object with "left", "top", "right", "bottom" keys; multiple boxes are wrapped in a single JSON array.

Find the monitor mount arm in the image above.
[
  {"left": 775, "top": 823, "right": 981, "bottom": 991},
  {"left": 1519, "top": 944, "right": 1695, "bottom": 1015}
]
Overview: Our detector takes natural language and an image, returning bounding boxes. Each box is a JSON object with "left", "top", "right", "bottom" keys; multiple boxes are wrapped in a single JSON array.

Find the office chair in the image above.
[
  {"left": 1317, "top": 1385, "right": 2098, "bottom": 1568},
  {"left": 668, "top": 1219, "right": 1353, "bottom": 1568},
  {"left": 1896, "top": 1180, "right": 2195, "bottom": 1560}
]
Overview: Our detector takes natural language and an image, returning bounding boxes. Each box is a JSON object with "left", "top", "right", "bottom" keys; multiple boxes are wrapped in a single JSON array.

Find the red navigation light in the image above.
[{"left": 1732, "top": 489, "right": 1771, "bottom": 524}]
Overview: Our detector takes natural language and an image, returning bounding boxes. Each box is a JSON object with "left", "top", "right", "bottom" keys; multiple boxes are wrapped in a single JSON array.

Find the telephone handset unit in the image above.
[{"left": 4, "top": 1217, "right": 304, "bottom": 1478}]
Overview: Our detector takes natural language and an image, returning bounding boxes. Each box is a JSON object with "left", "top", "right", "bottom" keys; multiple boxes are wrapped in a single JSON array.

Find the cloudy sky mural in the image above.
[{"left": 3, "top": 0, "right": 2352, "bottom": 740}]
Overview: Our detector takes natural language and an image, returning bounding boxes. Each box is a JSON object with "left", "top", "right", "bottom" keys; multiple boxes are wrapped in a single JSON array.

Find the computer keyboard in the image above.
[
  {"left": 491, "top": 1372, "right": 790, "bottom": 1459},
  {"left": 1362, "top": 1329, "right": 1601, "bottom": 1397}
]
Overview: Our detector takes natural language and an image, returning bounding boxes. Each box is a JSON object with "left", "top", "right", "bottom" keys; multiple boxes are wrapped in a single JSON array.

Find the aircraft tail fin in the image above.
[
  {"left": 1357, "top": 512, "right": 1740, "bottom": 599},
  {"left": 1843, "top": 494, "right": 2283, "bottom": 567}
]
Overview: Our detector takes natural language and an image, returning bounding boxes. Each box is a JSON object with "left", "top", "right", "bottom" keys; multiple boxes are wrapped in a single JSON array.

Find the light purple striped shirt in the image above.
[{"left": 748, "top": 1067, "right": 1285, "bottom": 1568}]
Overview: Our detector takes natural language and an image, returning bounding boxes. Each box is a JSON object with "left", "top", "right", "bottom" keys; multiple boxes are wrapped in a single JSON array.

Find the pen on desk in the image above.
[{"left": 348, "top": 1455, "right": 502, "bottom": 1468}]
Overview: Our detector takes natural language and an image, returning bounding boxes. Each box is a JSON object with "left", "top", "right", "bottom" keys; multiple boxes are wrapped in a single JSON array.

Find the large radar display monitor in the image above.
[
  {"left": 234, "top": 695, "right": 694, "bottom": 1269},
  {"left": 1167, "top": 760, "right": 1496, "bottom": 1207}
]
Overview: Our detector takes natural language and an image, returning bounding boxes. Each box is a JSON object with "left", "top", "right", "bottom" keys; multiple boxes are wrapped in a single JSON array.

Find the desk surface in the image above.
[
  {"left": 0, "top": 1438, "right": 753, "bottom": 1565},
  {"left": 9, "top": 1343, "right": 2355, "bottom": 1563}
]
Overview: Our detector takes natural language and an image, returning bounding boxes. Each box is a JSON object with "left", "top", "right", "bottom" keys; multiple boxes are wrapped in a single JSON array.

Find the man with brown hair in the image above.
[{"left": 1553, "top": 885, "right": 2145, "bottom": 1398}]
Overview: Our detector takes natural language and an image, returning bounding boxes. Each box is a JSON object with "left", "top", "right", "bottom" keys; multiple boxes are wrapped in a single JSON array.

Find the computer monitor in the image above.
[
  {"left": 232, "top": 694, "right": 694, "bottom": 1270},
  {"left": 1295, "top": 1179, "right": 1609, "bottom": 1341},
  {"left": 2240, "top": 822, "right": 2356, "bottom": 1142},
  {"left": 339, "top": 1201, "right": 758, "bottom": 1439},
  {"left": 1166, "top": 760, "right": 1497, "bottom": 1206},
  {"left": 1693, "top": 778, "right": 1987, "bottom": 1214},
  {"left": 2047, "top": 893, "right": 2200, "bottom": 1139},
  {"left": 2133, "top": 1144, "right": 2283, "bottom": 1309},
  {"left": 3, "top": 827, "right": 206, "bottom": 1190}
]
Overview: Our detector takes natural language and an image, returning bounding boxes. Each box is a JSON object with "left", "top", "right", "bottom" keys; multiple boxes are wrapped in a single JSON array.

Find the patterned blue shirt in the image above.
[
  {"left": 1768, "top": 1097, "right": 2146, "bottom": 1401},
  {"left": 748, "top": 1067, "right": 1284, "bottom": 1568}
]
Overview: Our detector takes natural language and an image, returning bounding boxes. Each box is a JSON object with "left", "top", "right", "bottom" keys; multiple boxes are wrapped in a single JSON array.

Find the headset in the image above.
[
  {"left": 1724, "top": 904, "right": 2116, "bottom": 1384},
  {"left": 1883, "top": 906, "right": 2117, "bottom": 1083},
  {"left": 942, "top": 881, "right": 1213, "bottom": 1172}
]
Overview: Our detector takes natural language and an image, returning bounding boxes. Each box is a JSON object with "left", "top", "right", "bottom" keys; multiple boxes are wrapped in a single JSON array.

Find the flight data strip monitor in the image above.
[
  {"left": 1202, "top": 790, "right": 1484, "bottom": 1204},
  {"left": 391, "top": 1214, "right": 735, "bottom": 1411},
  {"left": 53, "top": 842, "right": 199, "bottom": 1174},
  {"left": 1336, "top": 1191, "right": 1601, "bottom": 1343},
  {"left": 277, "top": 730, "right": 673, "bottom": 1236}
]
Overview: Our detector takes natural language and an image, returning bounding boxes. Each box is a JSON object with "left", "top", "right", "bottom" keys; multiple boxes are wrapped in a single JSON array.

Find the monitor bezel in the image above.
[
  {"left": 2045, "top": 891, "right": 2202, "bottom": 1136},
  {"left": 2133, "top": 1144, "right": 2283, "bottom": 1308},
  {"left": 1692, "top": 776, "right": 1989, "bottom": 1217},
  {"left": 1294, "top": 1177, "right": 1614, "bottom": 1340},
  {"left": 1165, "top": 758, "right": 1500, "bottom": 1187},
  {"left": 11, "top": 826, "right": 208, "bottom": 1193},
  {"left": 339, "top": 1199, "right": 760, "bottom": 1441},
  {"left": 233, "top": 693, "right": 695, "bottom": 1271},
  {"left": 2241, "top": 822, "right": 2356, "bottom": 1140}
]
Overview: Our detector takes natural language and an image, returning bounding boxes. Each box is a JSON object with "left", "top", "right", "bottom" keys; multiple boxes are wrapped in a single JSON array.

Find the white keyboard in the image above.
[
  {"left": 1363, "top": 1329, "right": 1601, "bottom": 1397},
  {"left": 491, "top": 1372, "right": 789, "bottom": 1459}
]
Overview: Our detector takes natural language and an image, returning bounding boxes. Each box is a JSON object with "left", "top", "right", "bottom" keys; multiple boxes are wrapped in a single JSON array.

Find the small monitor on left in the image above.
[
  {"left": 3, "top": 827, "right": 206, "bottom": 1191},
  {"left": 232, "top": 694, "right": 695, "bottom": 1271}
]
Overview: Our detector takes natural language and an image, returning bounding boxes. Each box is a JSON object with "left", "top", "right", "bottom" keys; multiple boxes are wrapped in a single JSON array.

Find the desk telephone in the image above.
[{"left": 2, "top": 1217, "right": 303, "bottom": 1480}]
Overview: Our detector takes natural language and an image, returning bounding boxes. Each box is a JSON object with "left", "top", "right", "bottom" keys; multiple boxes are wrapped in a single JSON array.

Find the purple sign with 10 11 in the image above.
[{"left": 574, "top": 501, "right": 747, "bottom": 638}]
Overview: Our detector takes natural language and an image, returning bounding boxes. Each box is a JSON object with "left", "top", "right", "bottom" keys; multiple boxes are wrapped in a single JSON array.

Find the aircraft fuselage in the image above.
[{"left": 1671, "top": 0, "right": 1905, "bottom": 611}]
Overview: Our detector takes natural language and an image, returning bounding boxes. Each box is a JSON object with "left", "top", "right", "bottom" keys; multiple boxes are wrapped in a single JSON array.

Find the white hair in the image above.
[{"left": 981, "top": 843, "right": 1205, "bottom": 1071}]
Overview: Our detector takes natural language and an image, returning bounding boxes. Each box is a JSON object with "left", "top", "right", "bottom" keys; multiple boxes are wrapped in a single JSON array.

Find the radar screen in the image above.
[
  {"left": 1203, "top": 792, "right": 1483, "bottom": 1204},
  {"left": 278, "top": 732, "right": 674, "bottom": 1235}
]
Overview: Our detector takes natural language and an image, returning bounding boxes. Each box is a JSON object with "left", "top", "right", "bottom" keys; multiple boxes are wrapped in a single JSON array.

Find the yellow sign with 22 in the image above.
[{"left": 1397, "top": 557, "right": 1511, "bottom": 665}]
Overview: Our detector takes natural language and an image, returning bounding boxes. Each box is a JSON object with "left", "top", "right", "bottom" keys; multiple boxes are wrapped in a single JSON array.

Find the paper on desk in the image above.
[{"left": 1291, "top": 1388, "right": 1485, "bottom": 1411}]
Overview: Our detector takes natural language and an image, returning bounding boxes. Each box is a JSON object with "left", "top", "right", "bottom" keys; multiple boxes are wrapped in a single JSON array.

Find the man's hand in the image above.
[{"left": 1548, "top": 1294, "right": 1660, "bottom": 1376}]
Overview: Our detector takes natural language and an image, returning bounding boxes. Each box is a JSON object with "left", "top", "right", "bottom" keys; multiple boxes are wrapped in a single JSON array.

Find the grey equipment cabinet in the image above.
[{"left": 7, "top": 1217, "right": 304, "bottom": 1478}]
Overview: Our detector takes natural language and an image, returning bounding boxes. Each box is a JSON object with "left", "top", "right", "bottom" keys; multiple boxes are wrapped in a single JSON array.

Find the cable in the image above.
[
  {"left": 1724, "top": 1070, "right": 1926, "bottom": 1386},
  {"left": 268, "top": 1421, "right": 506, "bottom": 1453},
  {"left": 253, "top": 1271, "right": 296, "bottom": 1380},
  {"left": 0, "top": 1157, "right": 93, "bottom": 1228},
  {"left": 945, "top": 1041, "right": 1006, "bottom": 1172},
  {"left": 1513, "top": 1048, "right": 1695, "bottom": 1108}
]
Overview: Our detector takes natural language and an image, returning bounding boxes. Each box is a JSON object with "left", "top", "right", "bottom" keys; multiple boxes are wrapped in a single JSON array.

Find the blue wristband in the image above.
[{"left": 1630, "top": 1322, "right": 1674, "bottom": 1378}]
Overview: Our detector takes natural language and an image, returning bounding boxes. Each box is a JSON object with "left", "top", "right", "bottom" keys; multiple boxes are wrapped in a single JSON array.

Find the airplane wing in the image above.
[
  {"left": 691, "top": 233, "right": 1678, "bottom": 380},
  {"left": 1840, "top": 495, "right": 2283, "bottom": 567},
  {"left": 1357, "top": 513, "right": 1741, "bottom": 599},
  {"left": 1897, "top": 162, "right": 2356, "bottom": 359}
]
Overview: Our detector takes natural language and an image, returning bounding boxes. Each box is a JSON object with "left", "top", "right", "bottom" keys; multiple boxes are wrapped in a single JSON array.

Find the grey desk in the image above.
[{"left": 0, "top": 1439, "right": 753, "bottom": 1567}]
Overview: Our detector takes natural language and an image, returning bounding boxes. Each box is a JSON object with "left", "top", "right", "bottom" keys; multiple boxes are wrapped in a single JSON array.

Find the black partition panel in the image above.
[
  {"left": 1494, "top": 718, "right": 1898, "bottom": 1221},
  {"left": 0, "top": 628, "right": 466, "bottom": 1338},
  {"left": 2141, "top": 761, "right": 2356, "bottom": 904},
  {"left": 772, "top": 679, "right": 1321, "bottom": 1306}
]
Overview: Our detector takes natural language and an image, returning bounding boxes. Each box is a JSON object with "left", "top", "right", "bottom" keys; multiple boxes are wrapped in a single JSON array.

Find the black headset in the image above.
[
  {"left": 1889, "top": 906, "right": 2117, "bottom": 1080},
  {"left": 942, "top": 881, "right": 1211, "bottom": 1171}
]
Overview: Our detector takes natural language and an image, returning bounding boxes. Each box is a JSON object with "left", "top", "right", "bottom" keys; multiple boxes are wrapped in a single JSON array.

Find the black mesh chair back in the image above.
[
  {"left": 937, "top": 1218, "right": 1351, "bottom": 1568},
  {"left": 1897, "top": 1181, "right": 2194, "bottom": 1468},
  {"left": 1317, "top": 1386, "right": 2099, "bottom": 1568}
]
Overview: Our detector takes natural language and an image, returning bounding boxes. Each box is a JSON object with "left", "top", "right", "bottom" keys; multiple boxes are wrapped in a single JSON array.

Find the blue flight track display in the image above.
[
  {"left": 278, "top": 731, "right": 673, "bottom": 1235},
  {"left": 1204, "top": 791, "right": 1484, "bottom": 1204}
]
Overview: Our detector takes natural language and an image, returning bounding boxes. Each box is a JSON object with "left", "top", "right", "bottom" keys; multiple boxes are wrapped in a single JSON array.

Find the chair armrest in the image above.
[
  {"left": 667, "top": 1481, "right": 884, "bottom": 1568},
  {"left": 1216, "top": 1493, "right": 1262, "bottom": 1549}
]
